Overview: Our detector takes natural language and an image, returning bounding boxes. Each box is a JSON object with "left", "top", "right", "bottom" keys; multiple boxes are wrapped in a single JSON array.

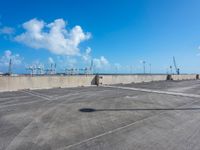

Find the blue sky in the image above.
[{"left": 0, "top": 0, "right": 200, "bottom": 74}]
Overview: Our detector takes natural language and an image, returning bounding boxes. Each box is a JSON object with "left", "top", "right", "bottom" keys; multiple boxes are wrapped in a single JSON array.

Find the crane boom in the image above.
[{"left": 173, "top": 56, "right": 180, "bottom": 75}]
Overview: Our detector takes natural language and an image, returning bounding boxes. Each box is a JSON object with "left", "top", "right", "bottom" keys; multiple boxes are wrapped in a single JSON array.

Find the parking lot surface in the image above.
[{"left": 1, "top": 80, "right": 200, "bottom": 150}]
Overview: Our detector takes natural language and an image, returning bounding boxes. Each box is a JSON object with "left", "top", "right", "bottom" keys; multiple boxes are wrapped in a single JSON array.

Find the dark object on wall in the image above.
[
  {"left": 196, "top": 74, "right": 199, "bottom": 80},
  {"left": 167, "top": 74, "right": 173, "bottom": 80}
]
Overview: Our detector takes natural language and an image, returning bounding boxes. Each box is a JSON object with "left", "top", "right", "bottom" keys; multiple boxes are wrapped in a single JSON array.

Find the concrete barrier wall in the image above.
[
  {"left": 99, "top": 74, "right": 198, "bottom": 85},
  {"left": 0, "top": 74, "right": 198, "bottom": 92},
  {"left": 99, "top": 75, "right": 167, "bottom": 85},
  {"left": 0, "top": 75, "right": 96, "bottom": 92},
  {"left": 172, "top": 74, "right": 197, "bottom": 80}
]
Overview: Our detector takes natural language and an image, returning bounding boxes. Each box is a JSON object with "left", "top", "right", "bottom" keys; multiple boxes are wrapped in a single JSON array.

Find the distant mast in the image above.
[{"left": 8, "top": 59, "right": 12, "bottom": 75}]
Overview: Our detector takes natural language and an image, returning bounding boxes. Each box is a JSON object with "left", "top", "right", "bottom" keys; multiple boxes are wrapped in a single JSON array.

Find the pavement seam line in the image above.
[
  {"left": 20, "top": 90, "right": 52, "bottom": 100},
  {"left": 103, "top": 85, "right": 200, "bottom": 98},
  {"left": 0, "top": 99, "right": 47, "bottom": 109},
  {"left": 63, "top": 98, "right": 200, "bottom": 150},
  {"left": 0, "top": 95, "right": 29, "bottom": 101},
  {"left": 5, "top": 99, "right": 59, "bottom": 150},
  {"left": 62, "top": 87, "right": 200, "bottom": 149},
  {"left": 25, "top": 90, "right": 53, "bottom": 99},
  {"left": 5, "top": 90, "right": 88, "bottom": 149}
]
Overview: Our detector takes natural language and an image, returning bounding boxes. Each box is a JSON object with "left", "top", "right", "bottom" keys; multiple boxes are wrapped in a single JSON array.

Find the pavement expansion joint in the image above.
[
  {"left": 21, "top": 90, "right": 53, "bottom": 100},
  {"left": 61, "top": 96, "right": 200, "bottom": 150},
  {"left": 102, "top": 85, "right": 200, "bottom": 98}
]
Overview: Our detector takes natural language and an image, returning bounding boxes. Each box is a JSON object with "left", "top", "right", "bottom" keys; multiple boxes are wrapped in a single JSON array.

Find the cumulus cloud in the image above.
[
  {"left": 93, "top": 56, "right": 109, "bottom": 69},
  {"left": 15, "top": 18, "right": 91, "bottom": 56},
  {"left": 82, "top": 47, "right": 92, "bottom": 62},
  {"left": 0, "top": 50, "right": 23, "bottom": 66},
  {"left": 197, "top": 47, "right": 200, "bottom": 56},
  {"left": 0, "top": 26, "right": 15, "bottom": 35},
  {"left": 28, "top": 60, "right": 44, "bottom": 68},
  {"left": 66, "top": 57, "right": 77, "bottom": 68},
  {"left": 48, "top": 57, "right": 54, "bottom": 64},
  {"left": 139, "top": 60, "right": 146, "bottom": 64},
  {"left": 114, "top": 63, "right": 121, "bottom": 69},
  {"left": 56, "top": 56, "right": 77, "bottom": 68}
]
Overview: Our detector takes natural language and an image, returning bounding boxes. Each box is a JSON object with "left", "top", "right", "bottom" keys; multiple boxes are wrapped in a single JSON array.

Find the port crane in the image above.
[
  {"left": 26, "top": 66, "right": 36, "bottom": 75},
  {"left": 173, "top": 56, "right": 180, "bottom": 75}
]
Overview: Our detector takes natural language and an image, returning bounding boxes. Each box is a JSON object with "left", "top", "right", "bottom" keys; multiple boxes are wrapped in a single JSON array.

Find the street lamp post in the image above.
[
  {"left": 149, "top": 63, "right": 151, "bottom": 74},
  {"left": 142, "top": 61, "right": 146, "bottom": 74}
]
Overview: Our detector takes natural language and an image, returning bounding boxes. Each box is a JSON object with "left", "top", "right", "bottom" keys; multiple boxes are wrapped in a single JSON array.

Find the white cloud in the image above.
[
  {"left": 15, "top": 18, "right": 91, "bottom": 56},
  {"left": 197, "top": 47, "right": 200, "bottom": 56},
  {"left": 30, "top": 60, "right": 44, "bottom": 68},
  {"left": 56, "top": 56, "right": 77, "bottom": 68},
  {"left": 0, "top": 50, "right": 23, "bottom": 66},
  {"left": 67, "top": 57, "right": 77, "bottom": 68},
  {"left": 48, "top": 57, "right": 54, "bottom": 64},
  {"left": 93, "top": 56, "right": 109, "bottom": 69},
  {"left": 82, "top": 47, "right": 92, "bottom": 62},
  {"left": 139, "top": 60, "right": 146, "bottom": 64},
  {"left": 0, "top": 26, "right": 15, "bottom": 35},
  {"left": 114, "top": 63, "right": 121, "bottom": 70}
]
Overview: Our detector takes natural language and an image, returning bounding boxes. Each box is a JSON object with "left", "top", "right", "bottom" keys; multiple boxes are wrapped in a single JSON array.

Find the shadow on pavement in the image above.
[{"left": 79, "top": 107, "right": 200, "bottom": 113}]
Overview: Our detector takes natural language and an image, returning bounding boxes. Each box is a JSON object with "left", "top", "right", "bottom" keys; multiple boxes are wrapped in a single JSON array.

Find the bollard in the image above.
[
  {"left": 166, "top": 74, "right": 173, "bottom": 80},
  {"left": 196, "top": 74, "right": 199, "bottom": 80},
  {"left": 95, "top": 75, "right": 103, "bottom": 86}
]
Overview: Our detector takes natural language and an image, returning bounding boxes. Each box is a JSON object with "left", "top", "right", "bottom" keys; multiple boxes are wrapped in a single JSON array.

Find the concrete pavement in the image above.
[{"left": 1, "top": 80, "right": 200, "bottom": 150}]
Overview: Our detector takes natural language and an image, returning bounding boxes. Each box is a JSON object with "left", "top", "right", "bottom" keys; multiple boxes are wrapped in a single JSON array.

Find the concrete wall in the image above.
[
  {"left": 99, "top": 74, "right": 198, "bottom": 85},
  {"left": 0, "top": 75, "right": 95, "bottom": 92},
  {"left": 0, "top": 74, "right": 198, "bottom": 92},
  {"left": 172, "top": 74, "right": 197, "bottom": 80},
  {"left": 98, "top": 75, "right": 167, "bottom": 85}
]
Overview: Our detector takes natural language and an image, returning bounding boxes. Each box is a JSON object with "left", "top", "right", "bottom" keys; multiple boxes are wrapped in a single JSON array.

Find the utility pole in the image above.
[
  {"left": 54, "top": 63, "right": 56, "bottom": 74},
  {"left": 142, "top": 61, "right": 146, "bottom": 74},
  {"left": 170, "top": 66, "right": 173, "bottom": 74},
  {"left": 90, "top": 60, "right": 93, "bottom": 74},
  {"left": 149, "top": 63, "right": 151, "bottom": 74},
  {"left": 115, "top": 66, "right": 118, "bottom": 74},
  {"left": 130, "top": 66, "right": 133, "bottom": 74},
  {"left": 8, "top": 59, "right": 12, "bottom": 75},
  {"left": 50, "top": 63, "right": 53, "bottom": 74}
]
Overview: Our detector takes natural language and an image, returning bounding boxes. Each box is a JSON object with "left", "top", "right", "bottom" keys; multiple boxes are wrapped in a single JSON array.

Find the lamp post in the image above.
[
  {"left": 149, "top": 63, "right": 151, "bottom": 74},
  {"left": 142, "top": 61, "right": 146, "bottom": 74},
  {"left": 170, "top": 66, "right": 172, "bottom": 74}
]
